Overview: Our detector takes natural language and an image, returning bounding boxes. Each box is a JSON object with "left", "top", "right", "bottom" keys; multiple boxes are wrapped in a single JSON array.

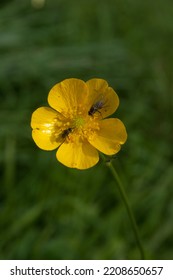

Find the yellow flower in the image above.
[{"left": 31, "top": 78, "right": 127, "bottom": 169}]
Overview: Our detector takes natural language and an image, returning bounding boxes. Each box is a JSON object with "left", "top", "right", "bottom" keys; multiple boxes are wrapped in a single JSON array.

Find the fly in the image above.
[
  {"left": 88, "top": 94, "right": 107, "bottom": 116},
  {"left": 61, "top": 127, "right": 73, "bottom": 139}
]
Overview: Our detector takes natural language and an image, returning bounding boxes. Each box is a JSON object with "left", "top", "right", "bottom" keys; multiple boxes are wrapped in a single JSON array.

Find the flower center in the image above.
[
  {"left": 69, "top": 116, "right": 100, "bottom": 143},
  {"left": 74, "top": 116, "right": 85, "bottom": 128},
  {"left": 53, "top": 111, "right": 100, "bottom": 144}
]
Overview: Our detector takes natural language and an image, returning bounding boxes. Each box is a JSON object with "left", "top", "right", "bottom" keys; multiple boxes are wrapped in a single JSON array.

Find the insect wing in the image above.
[{"left": 90, "top": 92, "right": 108, "bottom": 115}]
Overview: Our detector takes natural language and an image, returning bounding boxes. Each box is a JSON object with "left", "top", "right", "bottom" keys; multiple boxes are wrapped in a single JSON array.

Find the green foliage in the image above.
[{"left": 0, "top": 0, "right": 173, "bottom": 259}]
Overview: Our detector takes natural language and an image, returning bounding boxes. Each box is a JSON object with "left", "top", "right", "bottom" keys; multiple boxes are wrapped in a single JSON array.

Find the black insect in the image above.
[
  {"left": 88, "top": 100, "right": 105, "bottom": 116},
  {"left": 61, "top": 128, "right": 73, "bottom": 139}
]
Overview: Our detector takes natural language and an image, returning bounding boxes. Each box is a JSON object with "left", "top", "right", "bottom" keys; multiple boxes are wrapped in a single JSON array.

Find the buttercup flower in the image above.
[{"left": 31, "top": 78, "right": 127, "bottom": 169}]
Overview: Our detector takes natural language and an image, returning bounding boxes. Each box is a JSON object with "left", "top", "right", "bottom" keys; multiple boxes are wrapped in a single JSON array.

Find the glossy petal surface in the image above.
[
  {"left": 48, "top": 78, "right": 88, "bottom": 114},
  {"left": 31, "top": 107, "right": 61, "bottom": 150},
  {"left": 88, "top": 118, "right": 127, "bottom": 155},
  {"left": 86, "top": 78, "right": 119, "bottom": 118},
  {"left": 56, "top": 140, "right": 99, "bottom": 169}
]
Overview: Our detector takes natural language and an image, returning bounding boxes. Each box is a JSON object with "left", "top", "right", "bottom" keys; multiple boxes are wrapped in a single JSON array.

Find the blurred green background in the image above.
[{"left": 0, "top": 0, "right": 173, "bottom": 260}]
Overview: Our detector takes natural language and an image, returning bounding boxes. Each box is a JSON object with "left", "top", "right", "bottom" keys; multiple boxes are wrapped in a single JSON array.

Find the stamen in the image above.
[
  {"left": 74, "top": 117, "right": 85, "bottom": 128},
  {"left": 52, "top": 110, "right": 100, "bottom": 144}
]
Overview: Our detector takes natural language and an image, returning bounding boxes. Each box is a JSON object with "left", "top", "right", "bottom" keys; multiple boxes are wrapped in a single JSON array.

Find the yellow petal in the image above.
[
  {"left": 31, "top": 107, "right": 61, "bottom": 150},
  {"left": 48, "top": 78, "right": 88, "bottom": 114},
  {"left": 86, "top": 78, "right": 119, "bottom": 118},
  {"left": 32, "top": 129, "right": 60, "bottom": 150},
  {"left": 31, "top": 107, "right": 58, "bottom": 129},
  {"left": 56, "top": 140, "right": 99, "bottom": 169},
  {"left": 88, "top": 118, "right": 127, "bottom": 155}
]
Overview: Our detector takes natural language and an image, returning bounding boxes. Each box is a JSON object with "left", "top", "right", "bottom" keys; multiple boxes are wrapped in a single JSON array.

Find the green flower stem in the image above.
[{"left": 102, "top": 155, "right": 145, "bottom": 259}]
